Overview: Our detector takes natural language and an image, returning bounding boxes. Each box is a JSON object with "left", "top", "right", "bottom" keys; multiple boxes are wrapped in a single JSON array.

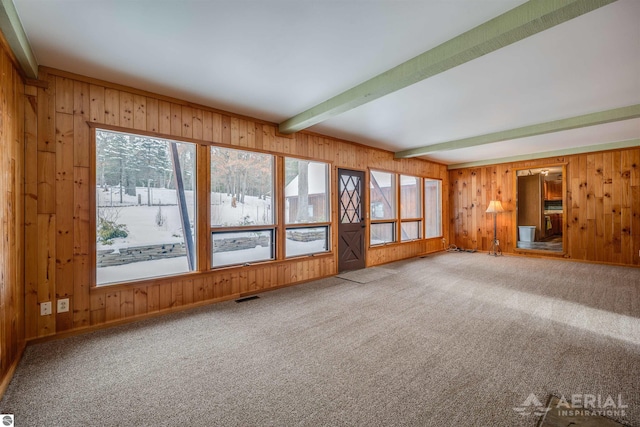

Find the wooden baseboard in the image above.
[
  {"left": 27, "top": 271, "right": 337, "bottom": 346},
  {"left": 0, "top": 342, "right": 26, "bottom": 400}
]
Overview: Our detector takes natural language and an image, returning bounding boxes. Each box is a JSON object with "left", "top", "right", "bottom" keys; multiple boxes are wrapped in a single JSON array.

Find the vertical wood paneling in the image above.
[
  {"left": 159, "top": 284, "right": 172, "bottom": 310},
  {"left": 73, "top": 167, "right": 91, "bottom": 328},
  {"left": 24, "top": 85, "right": 38, "bottom": 339},
  {"left": 0, "top": 44, "right": 26, "bottom": 387},
  {"left": 121, "top": 289, "right": 135, "bottom": 318},
  {"left": 631, "top": 150, "right": 640, "bottom": 266},
  {"left": 134, "top": 287, "right": 148, "bottom": 316},
  {"left": 89, "top": 85, "right": 105, "bottom": 123},
  {"left": 193, "top": 277, "right": 204, "bottom": 302},
  {"left": 202, "top": 110, "right": 213, "bottom": 142},
  {"left": 119, "top": 91, "right": 133, "bottom": 129},
  {"left": 158, "top": 101, "right": 171, "bottom": 135},
  {"left": 181, "top": 106, "right": 193, "bottom": 139},
  {"left": 37, "top": 214, "right": 56, "bottom": 337},
  {"left": 37, "top": 72, "right": 56, "bottom": 152},
  {"left": 55, "top": 112, "right": 75, "bottom": 327},
  {"left": 612, "top": 152, "right": 622, "bottom": 262},
  {"left": 146, "top": 98, "right": 159, "bottom": 133},
  {"left": 73, "top": 81, "right": 90, "bottom": 167},
  {"left": 55, "top": 77, "right": 73, "bottom": 114},
  {"left": 105, "top": 291, "right": 120, "bottom": 322},
  {"left": 182, "top": 279, "right": 194, "bottom": 305},
  {"left": 24, "top": 68, "right": 450, "bottom": 342},
  {"left": 37, "top": 151, "right": 56, "bottom": 214},
  {"left": 449, "top": 149, "right": 639, "bottom": 265},
  {"left": 104, "top": 88, "right": 119, "bottom": 126},
  {"left": 148, "top": 285, "right": 160, "bottom": 313},
  {"left": 211, "top": 112, "right": 222, "bottom": 143},
  {"left": 192, "top": 108, "right": 203, "bottom": 140},
  {"left": 170, "top": 103, "right": 182, "bottom": 137},
  {"left": 133, "top": 94, "right": 146, "bottom": 131},
  {"left": 222, "top": 115, "right": 231, "bottom": 145},
  {"left": 72, "top": 254, "right": 90, "bottom": 328}
]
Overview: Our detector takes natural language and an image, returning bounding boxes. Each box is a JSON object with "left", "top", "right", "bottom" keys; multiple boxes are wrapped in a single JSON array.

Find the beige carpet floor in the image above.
[{"left": 1, "top": 253, "right": 639, "bottom": 426}]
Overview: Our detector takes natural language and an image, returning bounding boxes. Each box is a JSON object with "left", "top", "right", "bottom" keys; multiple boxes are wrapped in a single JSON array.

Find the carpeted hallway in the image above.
[{"left": 2, "top": 253, "right": 639, "bottom": 426}]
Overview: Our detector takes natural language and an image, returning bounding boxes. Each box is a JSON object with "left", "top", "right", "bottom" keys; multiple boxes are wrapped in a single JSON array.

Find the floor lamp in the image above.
[{"left": 486, "top": 200, "right": 504, "bottom": 256}]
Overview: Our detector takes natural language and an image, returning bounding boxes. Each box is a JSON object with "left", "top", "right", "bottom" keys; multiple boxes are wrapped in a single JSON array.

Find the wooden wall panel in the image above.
[
  {"left": 73, "top": 81, "right": 90, "bottom": 167},
  {"left": 0, "top": 40, "right": 26, "bottom": 394},
  {"left": 55, "top": 112, "right": 75, "bottom": 332},
  {"left": 24, "top": 85, "right": 38, "bottom": 340},
  {"left": 22, "top": 67, "right": 448, "bottom": 342},
  {"left": 449, "top": 150, "right": 640, "bottom": 266}
]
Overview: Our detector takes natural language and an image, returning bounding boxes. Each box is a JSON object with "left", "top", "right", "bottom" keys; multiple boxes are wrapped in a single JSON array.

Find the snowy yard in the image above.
[{"left": 96, "top": 186, "right": 326, "bottom": 285}]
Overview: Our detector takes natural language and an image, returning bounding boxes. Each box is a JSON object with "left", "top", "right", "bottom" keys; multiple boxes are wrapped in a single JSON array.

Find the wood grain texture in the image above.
[
  {"left": 449, "top": 150, "right": 640, "bottom": 265},
  {"left": 0, "top": 40, "right": 26, "bottom": 394},
  {"left": 23, "top": 68, "right": 448, "bottom": 341}
]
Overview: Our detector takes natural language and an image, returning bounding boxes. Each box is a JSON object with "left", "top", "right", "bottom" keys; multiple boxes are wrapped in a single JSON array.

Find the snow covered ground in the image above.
[
  {"left": 96, "top": 186, "right": 325, "bottom": 285},
  {"left": 211, "top": 237, "right": 327, "bottom": 268},
  {"left": 97, "top": 257, "right": 191, "bottom": 284}
]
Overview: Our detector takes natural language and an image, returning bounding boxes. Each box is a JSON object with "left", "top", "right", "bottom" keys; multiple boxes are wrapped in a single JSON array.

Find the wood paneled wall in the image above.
[
  {"left": 449, "top": 149, "right": 640, "bottom": 266},
  {"left": 0, "top": 34, "right": 25, "bottom": 392},
  {"left": 24, "top": 67, "right": 448, "bottom": 340}
]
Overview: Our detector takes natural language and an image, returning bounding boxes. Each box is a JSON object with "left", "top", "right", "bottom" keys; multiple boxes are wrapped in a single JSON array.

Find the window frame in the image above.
[
  {"left": 368, "top": 170, "right": 442, "bottom": 246},
  {"left": 369, "top": 169, "right": 398, "bottom": 246},
  {"left": 283, "top": 157, "right": 331, "bottom": 258},
  {"left": 399, "top": 174, "right": 422, "bottom": 242},
  {"left": 90, "top": 124, "right": 443, "bottom": 289},
  {"left": 424, "top": 178, "right": 443, "bottom": 239},
  {"left": 209, "top": 146, "right": 277, "bottom": 268},
  {"left": 91, "top": 126, "right": 199, "bottom": 287}
]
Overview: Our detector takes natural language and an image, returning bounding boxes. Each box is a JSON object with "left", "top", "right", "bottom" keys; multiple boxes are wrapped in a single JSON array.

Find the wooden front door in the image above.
[{"left": 338, "top": 169, "right": 365, "bottom": 272}]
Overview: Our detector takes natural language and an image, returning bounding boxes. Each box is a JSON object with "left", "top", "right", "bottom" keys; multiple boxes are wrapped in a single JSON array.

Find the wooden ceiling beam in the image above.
[
  {"left": 395, "top": 104, "right": 640, "bottom": 159},
  {"left": 0, "top": 0, "right": 38, "bottom": 78},
  {"left": 278, "top": 0, "right": 617, "bottom": 135},
  {"left": 447, "top": 139, "right": 640, "bottom": 169}
]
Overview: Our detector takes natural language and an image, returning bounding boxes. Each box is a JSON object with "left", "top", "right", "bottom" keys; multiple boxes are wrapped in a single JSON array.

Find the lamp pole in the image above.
[
  {"left": 490, "top": 211, "right": 498, "bottom": 256},
  {"left": 486, "top": 200, "right": 503, "bottom": 256}
]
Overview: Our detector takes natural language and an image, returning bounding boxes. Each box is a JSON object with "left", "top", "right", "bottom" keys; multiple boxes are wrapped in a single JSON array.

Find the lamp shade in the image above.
[{"left": 486, "top": 200, "right": 504, "bottom": 213}]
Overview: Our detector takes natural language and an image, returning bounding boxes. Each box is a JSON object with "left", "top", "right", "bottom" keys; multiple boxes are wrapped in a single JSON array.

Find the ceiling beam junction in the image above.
[{"left": 278, "top": 0, "right": 617, "bottom": 135}]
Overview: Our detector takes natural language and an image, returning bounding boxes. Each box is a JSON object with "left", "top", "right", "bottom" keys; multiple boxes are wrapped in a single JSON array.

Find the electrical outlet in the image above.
[
  {"left": 41, "top": 301, "right": 52, "bottom": 316},
  {"left": 57, "top": 298, "right": 69, "bottom": 313},
  {"left": 496, "top": 239, "right": 500, "bottom": 246}
]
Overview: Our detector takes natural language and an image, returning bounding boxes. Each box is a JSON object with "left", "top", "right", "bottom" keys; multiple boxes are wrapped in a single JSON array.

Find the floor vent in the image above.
[{"left": 235, "top": 295, "right": 260, "bottom": 303}]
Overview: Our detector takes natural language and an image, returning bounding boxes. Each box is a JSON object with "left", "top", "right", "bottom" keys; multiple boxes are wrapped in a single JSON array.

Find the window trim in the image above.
[
  {"left": 424, "top": 178, "right": 443, "bottom": 239},
  {"left": 369, "top": 169, "right": 398, "bottom": 246},
  {"left": 211, "top": 227, "right": 277, "bottom": 268},
  {"left": 209, "top": 146, "right": 277, "bottom": 268},
  {"left": 283, "top": 157, "right": 331, "bottom": 258},
  {"left": 399, "top": 174, "right": 422, "bottom": 242},
  {"left": 91, "top": 126, "right": 200, "bottom": 287},
  {"left": 368, "top": 170, "right": 443, "bottom": 246}
]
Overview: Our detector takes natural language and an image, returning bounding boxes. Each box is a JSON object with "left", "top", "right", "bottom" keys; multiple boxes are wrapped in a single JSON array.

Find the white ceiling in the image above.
[{"left": 11, "top": 0, "right": 640, "bottom": 166}]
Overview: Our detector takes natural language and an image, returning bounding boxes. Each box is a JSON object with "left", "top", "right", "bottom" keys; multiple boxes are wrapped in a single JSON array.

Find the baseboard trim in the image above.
[
  {"left": 26, "top": 272, "right": 337, "bottom": 346},
  {"left": 0, "top": 341, "right": 26, "bottom": 400}
]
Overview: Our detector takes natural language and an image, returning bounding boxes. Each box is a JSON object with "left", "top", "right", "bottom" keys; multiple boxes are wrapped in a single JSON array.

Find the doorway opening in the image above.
[{"left": 515, "top": 165, "right": 565, "bottom": 253}]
